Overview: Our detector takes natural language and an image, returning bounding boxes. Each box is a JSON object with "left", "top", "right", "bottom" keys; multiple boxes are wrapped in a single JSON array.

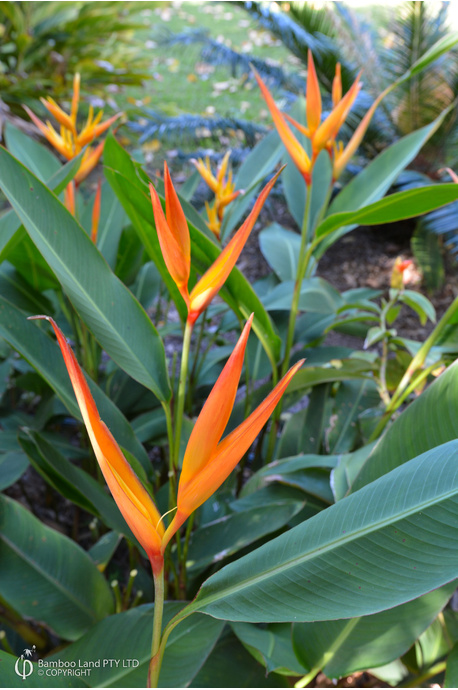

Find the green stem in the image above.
[
  {"left": 173, "top": 320, "right": 193, "bottom": 469},
  {"left": 147, "top": 565, "right": 165, "bottom": 688},
  {"left": 371, "top": 294, "right": 458, "bottom": 440},
  {"left": 282, "top": 189, "right": 313, "bottom": 378},
  {"left": 161, "top": 401, "right": 176, "bottom": 513}
]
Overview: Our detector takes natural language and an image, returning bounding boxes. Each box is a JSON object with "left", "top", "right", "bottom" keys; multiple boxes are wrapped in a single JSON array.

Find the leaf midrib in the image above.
[{"left": 193, "top": 475, "right": 458, "bottom": 612}]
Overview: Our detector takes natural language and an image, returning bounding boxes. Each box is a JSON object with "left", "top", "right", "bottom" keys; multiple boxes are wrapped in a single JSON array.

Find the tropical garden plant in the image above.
[{"left": 1, "top": 20, "right": 458, "bottom": 690}]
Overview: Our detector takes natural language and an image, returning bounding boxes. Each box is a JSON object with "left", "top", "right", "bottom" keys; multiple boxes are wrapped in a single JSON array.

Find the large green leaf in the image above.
[
  {"left": 316, "top": 184, "right": 458, "bottom": 241},
  {"left": 4, "top": 122, "right": 60, "bottom": 180},
  {"left": 292, "top": 583, "right": 455, "bottom": 679},
  {"left": 0, "top": 295, "right": 151, "bottom": 474},
  {"left": 190, "top": 631, "right": 284, "bottom": 688},
  {"left": 0, "top": 495, "right": 113, "bottom": 641},
  {"left": 259, "top": 223, "right": 301, "bottom": 282},
  {"left": 0, "top": 145, "right": 171, "bottom": 402},
  {"left": 184, "top": 440, "right": 458, "bottom": 622},
  {"left": 352, "top": 360, "right": 458, "bottom": 491},
  {"left": 0, "top": 153, "right": 84, "bottom": 262},
  {"left": 231, "top": 622, "right": 306, "bottom": 676},
  {"left": 186, "top": 499, "right": 304, "bottom": 572},
  {"left": 318, "top": 109, "right": 451, "bottom": 255},
  {"left": 52, "top": 603, "right": 224, "bottom": 688},
  {"left": 104, "top": 135, "right": 281, "bottom": 366}
]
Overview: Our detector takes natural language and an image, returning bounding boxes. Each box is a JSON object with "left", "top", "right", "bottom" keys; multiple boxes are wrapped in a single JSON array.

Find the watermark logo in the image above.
[{"left": 14, "top": 647, "right": 36, "bottom": 680}]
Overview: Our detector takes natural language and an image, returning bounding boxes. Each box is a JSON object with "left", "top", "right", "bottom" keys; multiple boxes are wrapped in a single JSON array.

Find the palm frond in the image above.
[
  {"left": 155, "top": 27, "right": 303, "bottom": 92},
  {"left": 129, "top": 111, "right": 267, "bottom": 147}
]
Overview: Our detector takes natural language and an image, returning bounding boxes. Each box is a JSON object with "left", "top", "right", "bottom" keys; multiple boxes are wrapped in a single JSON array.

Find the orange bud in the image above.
[
  {"left": 71, "top": 73, "right": 80, "bottom": 125},
  {"left": 64, "top": 181, "right": 75, "bottom": 216},
  {"left": 29, "top": 316, "right": 164, "bottom": 574}
]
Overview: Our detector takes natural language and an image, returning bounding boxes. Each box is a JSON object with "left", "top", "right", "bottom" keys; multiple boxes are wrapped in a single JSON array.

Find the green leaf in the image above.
[
  {"left": 0, "top": 295, "right": 151, "bottom": 474},
  {"left": 0, "top": 495, "right": 113, "bottom": 640},
  {"left": 190, "top": 632, "right": 285, "bottom": 687},
  {"left": 232, "top": 622, "right": 306, "bottom": 676},
  {"left": 398, "top": 289, "right": 436, "bottom": 326},
  {"left": 52, "top": 603, "right": 225, "bottom": 688},
  {"left": 262, "top": 277, "right": 344, "bottom": 313},
  {"left": 0, "top": 145, "right": 171, "bottom": 402},
  {"left": 352, "top": 360, "right": 458, "bottom": 490},
  {"left": 287, "top": 359, "right": 375, "bottom": 393},
  {"left": 319, "top": 110, "right": 452, "bottom": 255},
  {"left": 317, "top": 184, "right": 458, "bottom": 241},
  {"left": 445, "top": 642, "right": 458, "bottom": 688},
  {"left": 186, "top": 440, "right": 458, "bottom": 622},
  {"left": 259, "top": 223, "right": 301, "bottom": 281},
  {"left": 186, "top": 499, "right": 304, "bottom": 572},
  {"left": 0, "top": 451, "right": 28, "bottom": 490},
  {"left": 18, "top": 430, "right": 132, "bottom": 538},
  {"left": 0, "top": 262, "right": 53, "bottom": 314},
  {"left": 89, "top": 532, "right": 122, "bottom": 572},
  {"left": 104, "top": 135, "right": 281, "bottom": 367},
  {"left": 292, "top": 584, "right": 455, "bottom": 679},
  {"left": 399, "top": 31, "right": 458, "bottom": 82},
  {"left": 4, "top": 122, "right": 60, "bottom": 181},
  {"left": 330, "top": 443, "right": 377, "bottom": 502},
  {"left": 0, "top": 153, "right": 84, "bottom": 264},
  {"left": 327, "top": 379, "right": 380, "bottom": 454}
]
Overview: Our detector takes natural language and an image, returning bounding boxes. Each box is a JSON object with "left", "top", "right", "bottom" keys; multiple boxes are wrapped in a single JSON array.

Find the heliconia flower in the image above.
[
  {"left": 24, "top": 73, "right": 122, "bottom": 185},
  {"left": 91, "top": 179, "right": 102, "bottom": 244},
  {"left": 150, "top": 163, "right": 282, "bottom": 325},
  {"left": 192, "top": 152, "right": 241, "bottom": 238},
  {"left": 28, "top": 316, "right": 165, "bottom": 575},
  {"left": 64, "top": 181, "right": 75, "bottom": 216},
  {"left": 255, "top": 54, "right": 371, "bottom": 184},
  {"left": 390, "top": 257, "right": 413, "bottom": 289},
  {"left": 253, "top": 68, "right": 312, "bottom": 184},
  {"left": 161, "top": 315, "right": 304, "bottom": 550}
]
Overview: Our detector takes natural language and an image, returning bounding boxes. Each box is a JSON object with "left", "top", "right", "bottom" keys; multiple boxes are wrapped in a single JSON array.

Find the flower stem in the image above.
[
  {"left": 281, "top": 187, "right": 313, "bottom": 377},
  {"left": 173, "top": 320, "right": 193, "bottom": 469},
  {"left": 147, "top": 565, "right": 165, "bottom": 688}
]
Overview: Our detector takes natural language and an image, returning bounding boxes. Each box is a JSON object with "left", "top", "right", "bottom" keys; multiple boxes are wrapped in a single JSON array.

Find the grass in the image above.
[{"left": 114, "top": 1, "right": 304, "bottom": 153}]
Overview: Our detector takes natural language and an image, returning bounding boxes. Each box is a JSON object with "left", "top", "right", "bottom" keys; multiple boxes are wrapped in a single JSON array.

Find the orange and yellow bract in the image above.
[
  {"left": 30, "top": 315, "right": 302, "bottom": 564},
  {"left": 390, "top": 257, "right": 413, "bottom": 290},
  {"left": 150, "top": 163, "right": 283, "bottom": 325},
  {"left": 24, "top": 73, "right": 121, "bottom": 185},
  {"left": 28, "top": 316, "right": 165, "bottom": 575},
  {"left": 255, "top": 51, "right": 384, "bottom": 183},
  {"left": 192, "top": 152, "right": 241, "bottom": 239},
  {"left": 161, "top": 315, "right": 304, "bottom": 549}
]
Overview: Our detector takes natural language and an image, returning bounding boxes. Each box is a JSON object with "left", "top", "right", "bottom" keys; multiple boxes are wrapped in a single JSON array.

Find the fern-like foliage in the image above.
[{"left": 129, "top": 111, "right": 267, "bottom": 147}]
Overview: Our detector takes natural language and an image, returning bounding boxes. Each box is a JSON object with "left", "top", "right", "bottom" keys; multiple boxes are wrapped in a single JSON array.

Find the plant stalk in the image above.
[
  {"left": 147, "top": 565, "right": 165, "bottom": 688},
  {"left": 173, "top": 320, "right": 193, "bottom": 469}
]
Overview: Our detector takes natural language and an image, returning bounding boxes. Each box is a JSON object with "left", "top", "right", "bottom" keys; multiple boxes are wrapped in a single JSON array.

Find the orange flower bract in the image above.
[
  {"left": 150, "top": 164, "right": 283, "bottom": 325},
  {"left": 161, "top": 315, "right": 304, "bottom": 549},
  {"left": 28, "top": 316, "right": 165, "bottom": 575}
]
